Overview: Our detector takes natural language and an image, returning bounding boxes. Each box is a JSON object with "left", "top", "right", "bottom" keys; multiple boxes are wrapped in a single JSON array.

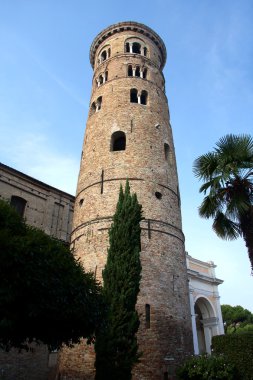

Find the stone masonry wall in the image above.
[
  {"left": 0, "top": 163, "right": 74, "bottom": 242},
  {"left": 57, "top": 22, "right": 193, "bottom": 380}
]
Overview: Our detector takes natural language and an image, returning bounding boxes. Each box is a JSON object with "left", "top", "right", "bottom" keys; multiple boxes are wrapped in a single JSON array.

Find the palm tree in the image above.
[{"left": 193, "top": 134, "right": 253, "bottom": 273}]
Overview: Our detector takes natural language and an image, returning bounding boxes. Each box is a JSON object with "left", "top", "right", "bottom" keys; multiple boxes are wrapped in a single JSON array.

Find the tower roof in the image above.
[{"left": 89, "top": 21, "right": 167, "bottom": 69}]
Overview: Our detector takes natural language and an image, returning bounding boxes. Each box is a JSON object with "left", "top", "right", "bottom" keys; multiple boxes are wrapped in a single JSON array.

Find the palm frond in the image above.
[
  {"left": 193, "top": 152, "right": 218, "bottom": 180},
  {"left": 199, "top": 195, "right": 222, "bottom": 218},
  {"left": 213, "top": 211, "right": 241, "bottom": 240},
  {"left": 216, "top": 134, "right": 253, "bottom": 167}
]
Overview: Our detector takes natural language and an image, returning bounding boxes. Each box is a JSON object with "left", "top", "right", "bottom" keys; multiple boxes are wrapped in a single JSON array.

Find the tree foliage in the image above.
[
  {"left": 95, "top": 181, "right": 142, "bottom": 380},
  {"left": 0, "top": 199, "right": 102, "bottom": 350},
  {"left": 212, "top": 333, "right": 253, "bottom": 380},
  {"left": 177, "top": 354, "right": 238, "bottom": 380},
  {"left": 222, "top": 304, "right": 253, "bottom": 333},
  {"left": 193, "top": 134, "right": 253, "bottom": 272}
]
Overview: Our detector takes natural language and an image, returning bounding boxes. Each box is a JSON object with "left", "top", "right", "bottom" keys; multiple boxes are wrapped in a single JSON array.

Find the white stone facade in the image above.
[{"left": 187, "top": 254, "right": 224, "bottom": 354}]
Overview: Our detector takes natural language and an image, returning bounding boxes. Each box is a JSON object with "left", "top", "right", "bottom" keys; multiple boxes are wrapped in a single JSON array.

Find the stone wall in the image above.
[
  {"left": 0, "top": 163, "right": 74, "bottom": 242},
  {"left": 59, "top": 21, "right": 194, "bottom": 380}
]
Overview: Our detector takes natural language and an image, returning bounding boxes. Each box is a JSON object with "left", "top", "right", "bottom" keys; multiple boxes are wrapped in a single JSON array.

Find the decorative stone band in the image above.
[
  {"left": 71, "top": 217, "right": 185, "bottom": 245},
  {"left": 76, "top": 177, "right": 179, "bottom": 201},
  {"left": 89, "top": 21, "right": 167, "bottom": 69}
]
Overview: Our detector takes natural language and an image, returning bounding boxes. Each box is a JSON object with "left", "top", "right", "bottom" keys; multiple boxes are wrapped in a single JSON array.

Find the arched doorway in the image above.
[{"left": 194, "top": 297, "right": 217, "bottom": 354}]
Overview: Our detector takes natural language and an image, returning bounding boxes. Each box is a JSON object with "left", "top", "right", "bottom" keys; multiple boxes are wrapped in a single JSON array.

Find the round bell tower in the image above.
[{"left": 61, "top": 21, "right": 193, "bottom": 380}]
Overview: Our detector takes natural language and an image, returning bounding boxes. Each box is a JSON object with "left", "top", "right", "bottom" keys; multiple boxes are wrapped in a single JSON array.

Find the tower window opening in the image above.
[
  {"left": 10, "top": 196, "right": 27, "bottom": 218},
  {"left": 101, "top": 50, "right": 107, "bottom": 62},
  {"left": 105, "top": 71, "right": 108, "bottom": 81},
  {"left": 143, "top": 68, "right": 147, "bottom": 79},
  {"left": 140, "top": 90, "right": 148, "bottom": 105},
  {"left": 130, "top": 89, "right": 138, "bottom": 103},
  {"left": 145, "top": 304, "right": 150, "bottom": 328},
  {"left": 111, "top": 131, "right": 126, "bottom": 152},
  {"left": 132, "top": 42, "right": 141, "bottom": 54},
  {"left": 97, "top": 96, "right": 102, "bottom": 111},
  {"left": 128, "top": 65, "right": 133, "bottom": 77},
  {"left": 143, "top": 47, "right": 148, "bottom": 56},
  {"left": 135, "top": 66, "right": 140, "bottom": 77},
  {"left": 126, "top": 42, "right": 130, "bottom": 53},
  {"left": 98, "top": 75, "right": 103, "bottom": 86},
  {"left": 79, "top": 199, "right": 84, "bottom": 207},
  {"left": 164, "top": 143, "right": 170, "bottom": 160},
  {"left": 90, "top": 102, "right": 96, "bottom": 115},
  {"left": 155, "top": 191, "right": 162, "bottom": 200},
  {"left": 108, "top": 48, "right": 111, "bottom": 58}
]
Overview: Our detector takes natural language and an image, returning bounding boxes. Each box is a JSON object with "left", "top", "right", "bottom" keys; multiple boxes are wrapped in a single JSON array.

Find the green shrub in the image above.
[
  {"left": 212, "top": 333, "right": 253, "bottom": 380},
  {"left": 176, "top": 354, "right": 238, "bottom": 380}
]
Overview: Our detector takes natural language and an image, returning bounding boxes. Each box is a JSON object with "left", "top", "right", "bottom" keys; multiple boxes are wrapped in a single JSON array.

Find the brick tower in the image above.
[{"left": 59, "top": 21, "right": 193, "bottom": 379}]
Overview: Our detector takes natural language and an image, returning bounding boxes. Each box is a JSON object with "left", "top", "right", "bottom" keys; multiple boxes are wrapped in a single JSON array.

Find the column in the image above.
[{"left": 189, "top": 288, "right": 199, "bottom": 354}]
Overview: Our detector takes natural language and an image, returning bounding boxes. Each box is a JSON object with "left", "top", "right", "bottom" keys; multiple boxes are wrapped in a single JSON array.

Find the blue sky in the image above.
[{"left": 1, "top": 0, "right": 253, "bottom": 311}]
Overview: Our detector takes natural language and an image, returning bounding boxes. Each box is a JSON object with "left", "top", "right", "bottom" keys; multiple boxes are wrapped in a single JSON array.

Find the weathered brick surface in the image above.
[
  {"left": 58, "top": 21, "right": 194, "bottom": 379},
  {"left": 0, "top": 344, "right": 56, "bottom": 380}
]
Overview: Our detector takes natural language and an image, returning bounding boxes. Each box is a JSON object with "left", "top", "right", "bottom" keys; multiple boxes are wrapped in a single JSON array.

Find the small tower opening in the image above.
[
  {"left": 145, "top": 304, "right": 150, "bottom": 328},
  {"left": 164, "top": 143, "right": 170, "bottom": 160},
  {"left": 111, "top": 131, "right": 126, "bottom": 151},
  {"left": 126, "top": 42, "right": 130, "bottom": 53},
  {"left": 90, "top": 102, "right": 96, "bottom": 115},
  {"left": 132, "top": 42, "right": 141, "bottom": 54},
  {"left": 130, "top": 89, "right": 138, "bottom": 103},
  {"left": 140, "top": 90, "right": 148, "bottom": 105},
  {"left": 101, "top": 50, "right": 107, "bottom": 62},
  {"left": 135, "top": 66, "right": 140, "bottom": 77},
  {"left": 143, "top": 68, "right": 147, "bottom": 79},
  {"left": 143, "top": 46, "right": 148, "bottom": 56},
  {"left": 97, "top": 96, "right": 102, "bottom": 111},
  {"left": 108, "top": 48, "right": 111, "bottom": 58},
  {"left": 105, "top": 71, "right": 108, "bottom": 81},
  {"left": 155, "top": 191, "right": 162, "bottom": 200},
  {"left": 98, "top": 75, "right": 103, "bottom": 86},
  {"left": 128, "top": 65, "right": 133, "bottom": 77}
]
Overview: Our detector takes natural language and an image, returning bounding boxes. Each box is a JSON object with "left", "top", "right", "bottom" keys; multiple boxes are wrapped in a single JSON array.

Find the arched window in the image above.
[
  {"left": 140, "top": 90, "right": 148, "bottom": 105},
  {"left": 10, "top": 195, "right": 27, "bottom": 218},
  {"left": 98, "top": 75, "right": 103, "bottom": 86},
  {"left": 143, "top": 68, "right": 147, "bottom": 79},
  {"left": 111, "top": 131, "right": 126, "bottom": 151},
  {"left": 101, "top": 50, "right": 107, "bottom": 62},
  {"left": 125, "top": 39, "right": 148, "bottom": 57},
  {"left": 135, "top": 66, "right": 140, "bottom": 77},
  {"left": 164, "top": 143, "right": 170, "bottom": 160},
  {"left": 130, "top": 89, "right": 138, "bottom": 103},
  {"left": 97, "top": 96, "right": 102, "bottom": 110},
  {"left": 128, "top": 65, "right": 133, "bottom": 77},
  {"left": 132, "top": 42, "right": 141, "bottom": 54},
  {"left": 90, "top": 101, "right": 96, "bottom": 115}
]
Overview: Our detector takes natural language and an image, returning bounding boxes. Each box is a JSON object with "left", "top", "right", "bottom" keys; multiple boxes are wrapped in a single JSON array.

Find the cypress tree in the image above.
[{"left": 95, "top": 180, "right": 142, "bottom": 380}]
